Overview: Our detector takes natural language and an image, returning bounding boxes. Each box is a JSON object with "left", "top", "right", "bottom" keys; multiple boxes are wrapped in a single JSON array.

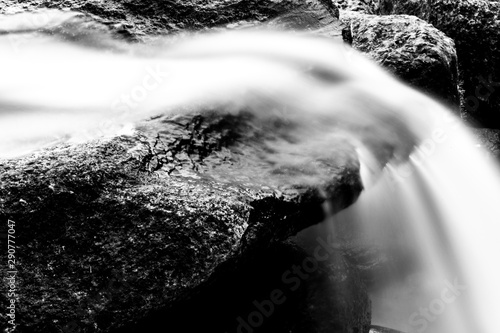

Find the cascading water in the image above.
[
  {"left": 2, "top": 10, "right": 500, "bottom": 333},
  {"left": 300, "top": 111, "right": 500, "bottom": 332}
]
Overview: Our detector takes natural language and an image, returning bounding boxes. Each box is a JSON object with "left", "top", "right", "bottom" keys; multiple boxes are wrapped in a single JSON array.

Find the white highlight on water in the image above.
[{"left": 1, "top": 13, "right": 500, "bottom": 332}]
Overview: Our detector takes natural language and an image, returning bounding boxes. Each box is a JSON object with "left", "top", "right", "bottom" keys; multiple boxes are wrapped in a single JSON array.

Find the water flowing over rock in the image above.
[
  {"left": 0, "top": 8, "right": 370, "bottom": 329},
  {"left": 2, "top": 1, "right": 499, "bottom": 332},
  {"left": 0, "top": 111, "right": 366, "bottom": 332}
]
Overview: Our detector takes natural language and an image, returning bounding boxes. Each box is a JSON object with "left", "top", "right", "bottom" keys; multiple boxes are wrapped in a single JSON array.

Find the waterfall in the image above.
[
  {"left": 2, "top": 12, "right": 500, "bottom": 332},
  {"left": 300, "top": 108, "right": 500, "bottom": 332}
]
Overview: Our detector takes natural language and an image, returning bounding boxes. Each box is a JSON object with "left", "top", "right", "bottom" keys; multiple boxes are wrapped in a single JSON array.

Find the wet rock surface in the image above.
[
  {"left": 333, "top": 0, "right": 500, "bottom": 160},
  {"left": 0, "top": 2, "right": 374, "bottom": 332},
  {"left": 337, "top": 0, "right": 500, "bottom": 128},
  {"left": 375, "top": 0, "right": 432, "bottom": 20},
  {"left": 341, "top": 11, "right": 460, "bottom": 110},
  {"left": 0, "top": 0, "right": 341, "bottom": 40},
  {"left": 429, "top": 0, "right": 500, "bottom": 128},
  {"left": 0, "top": 108, "right": 365, "bottom": 332}
]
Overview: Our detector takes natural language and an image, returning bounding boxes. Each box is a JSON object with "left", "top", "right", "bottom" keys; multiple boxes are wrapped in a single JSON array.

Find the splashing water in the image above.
[{"left": 2, "top": 10, "right": 500, "bottom": 333}]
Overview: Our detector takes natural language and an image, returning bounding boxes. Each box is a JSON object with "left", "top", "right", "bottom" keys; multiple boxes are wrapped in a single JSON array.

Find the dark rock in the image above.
[
  {"left": 340, "top": 12, "right": 460, "bottom": 110},
  {"left": 370, "top": 0, "right": 500, "bottom": 128},
  {"left": 375, "top": 0, "right": 431, "bottom": 20},
  {"left": 0, "top": 3, "right": 374, "bottom": 333},
  {"left": 333, "top": 0, "right": 430, "bottom": 18},
  {"left": 0, "top": 110, "right": 364, "bottom": 333},
  {"left": 429, "top": 0, "right": 500, "bottom": 128},
  {"left": 265, "top": 0, "right": 343, "bottom": 38},
  {"left": 334, "top": 0, "right": 378, "bottom": 13},
  {"left": 0, "top": 0, "right": 341, "bottom": 40}
]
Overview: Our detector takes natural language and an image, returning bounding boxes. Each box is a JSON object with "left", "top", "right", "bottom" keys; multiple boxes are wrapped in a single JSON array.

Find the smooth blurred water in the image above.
[
  {"left": 300, "top": 108, "right": 500, "bottom": 332},
  {"left": 2, "top": 12, "right": 500, "bottom": 332}
]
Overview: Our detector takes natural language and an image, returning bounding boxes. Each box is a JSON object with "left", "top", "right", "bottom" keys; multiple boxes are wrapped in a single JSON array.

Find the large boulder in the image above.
[
  {"left": 0, "top": 111, "right": 365, "bottom": 333},
  {"left": 0, "top": 3, "right": 374, "bottom": 333},
  {"left": 371, "top": 0, "right": 500, "bottom": 128},
  {"left": 429, "top": 0, "right": 500, "bottom": 127},
  {"left": 341, "top": 11, "right": 460, "bottom": 110}
]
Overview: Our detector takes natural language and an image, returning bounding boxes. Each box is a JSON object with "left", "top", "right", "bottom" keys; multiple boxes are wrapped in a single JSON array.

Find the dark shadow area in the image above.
[{"left": 111, "top": 241, "right": 370, "bottom": 333}]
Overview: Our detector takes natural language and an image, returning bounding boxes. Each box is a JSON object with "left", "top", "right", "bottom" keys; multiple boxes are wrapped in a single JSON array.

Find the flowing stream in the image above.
[
  {"left": 299, "top": 109, "right": 500, "bottom": 332},
  {"left": 2, "top": 11, "right": 500, "bottom": 333}
]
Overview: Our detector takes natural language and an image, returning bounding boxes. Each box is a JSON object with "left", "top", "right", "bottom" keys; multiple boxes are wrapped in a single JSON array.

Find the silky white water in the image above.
[
  {"left": 2, "top": 10, "right": 500, "bottom": 333},
  {"left": 312, "top": 116, "right": 500, "bottom": 333}
]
